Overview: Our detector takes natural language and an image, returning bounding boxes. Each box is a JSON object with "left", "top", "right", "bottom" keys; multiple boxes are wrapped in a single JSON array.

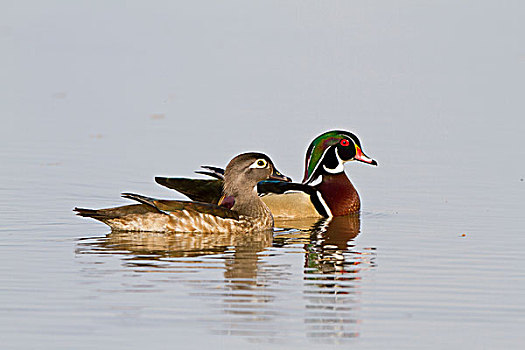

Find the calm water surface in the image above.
[{"left": 1, "top": 1, "right": 524, "bottom": 349}]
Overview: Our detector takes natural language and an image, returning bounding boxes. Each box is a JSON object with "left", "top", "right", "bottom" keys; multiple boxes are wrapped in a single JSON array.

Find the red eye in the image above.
[{"left": 340, "top": 139, "right": 350, "bottom": 146}]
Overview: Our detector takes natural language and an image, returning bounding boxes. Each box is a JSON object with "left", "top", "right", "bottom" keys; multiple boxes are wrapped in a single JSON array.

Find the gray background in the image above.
[{"left": 1, "top": 1, "right": 524, "bottom": 349}]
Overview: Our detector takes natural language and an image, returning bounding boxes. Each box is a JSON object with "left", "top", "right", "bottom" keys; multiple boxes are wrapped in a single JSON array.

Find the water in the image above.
[{"left": 1, "top": 1, "right": 524, "bottom": 349}]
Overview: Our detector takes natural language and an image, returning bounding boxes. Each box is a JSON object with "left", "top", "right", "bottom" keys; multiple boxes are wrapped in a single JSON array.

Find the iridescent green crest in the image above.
[{"left": 302, "top": 130, "right": 362, "bottom": 184}]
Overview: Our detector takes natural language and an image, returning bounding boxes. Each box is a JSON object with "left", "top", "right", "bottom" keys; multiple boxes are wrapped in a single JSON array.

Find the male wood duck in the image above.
[
  {"left": 156, "top": 130, "right": 377, "bottom": 218},
  {"left": 74, "top": 152, "right": 291, "bottom": 233}
]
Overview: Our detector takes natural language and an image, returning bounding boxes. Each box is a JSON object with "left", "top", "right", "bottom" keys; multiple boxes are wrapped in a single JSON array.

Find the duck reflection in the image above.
[
  {"left": 76, "top": 213, "right": 375, "bottom": 342},
  {"left": 78, "top": 229, "right": 273, "bottom": 269},
  {"left": 306, "top": 213, "right": 363, "bottom": 274},
  {"left": 81, "top": 230, "right": 273, "bottom": 260},
  {"left": 277, "top": 214, "right": 374, "bottom": 340}
]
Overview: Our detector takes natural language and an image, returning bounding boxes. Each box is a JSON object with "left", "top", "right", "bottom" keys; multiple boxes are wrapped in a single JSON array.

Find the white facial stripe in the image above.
[
  {"left": 304, "top": 147, "right": 331, "bottom": 184},
  {"left": 322, "top": 147, "right": 345, "bottom": 174}
]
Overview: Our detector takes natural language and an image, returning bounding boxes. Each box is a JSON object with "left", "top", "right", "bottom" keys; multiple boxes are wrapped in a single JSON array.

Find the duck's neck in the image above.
[
  {"left": 224, "top": 182, "right": 272, "bottom": 220},
  {"left": 316, "top": 172, "right": 360, "bottom": 216}
]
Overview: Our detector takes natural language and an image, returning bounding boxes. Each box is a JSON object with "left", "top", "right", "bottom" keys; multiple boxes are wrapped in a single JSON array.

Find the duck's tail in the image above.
[
  {"left": 74, "top": 207, "right": 118, "bottom": 226},
  {"left": 74, "top": 207, "right": 107, "bottom": 219},
  {"left": 194, "top": 165, "right": 225, "bottom": 180},
  {"left": 154, "top": 177, "right": 223, "bottom": 204}
]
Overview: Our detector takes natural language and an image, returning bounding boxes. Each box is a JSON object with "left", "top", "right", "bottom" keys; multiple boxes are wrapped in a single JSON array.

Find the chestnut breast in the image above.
[{"left": 316, "top": 173, "right": 360, "bottom": 216}]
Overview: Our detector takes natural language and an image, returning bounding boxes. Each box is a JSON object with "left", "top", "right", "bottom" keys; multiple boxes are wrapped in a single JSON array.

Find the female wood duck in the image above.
[
  {"left": 156, "top": 130, "right": 377, "bottom": 218},
  {"left": 74, "top": 153, "right": 291, "bottom": 233}
]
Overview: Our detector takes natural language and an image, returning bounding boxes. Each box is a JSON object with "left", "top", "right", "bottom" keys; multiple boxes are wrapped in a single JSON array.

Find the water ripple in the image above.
[{"left": 75, "top": 214, "right": 376, "bottom": 343}]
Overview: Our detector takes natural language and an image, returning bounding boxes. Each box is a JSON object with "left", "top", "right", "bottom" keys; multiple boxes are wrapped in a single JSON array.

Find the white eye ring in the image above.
[{"left": 250, "top": 159, "right": 268, "bottom": 168}]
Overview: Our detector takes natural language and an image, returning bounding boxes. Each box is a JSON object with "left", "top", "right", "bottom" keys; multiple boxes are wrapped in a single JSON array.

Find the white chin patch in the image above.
[{"left": 323, "top": 163, "right": 344, "bottom": 174}]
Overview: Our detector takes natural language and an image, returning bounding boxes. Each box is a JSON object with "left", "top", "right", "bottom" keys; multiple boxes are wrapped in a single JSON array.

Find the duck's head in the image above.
[
  {"left": 225, "top": 152, "right": 291, "bottom": 191},
  {"left": 302, "top": 130, "right": 377, "bottom": 184}
]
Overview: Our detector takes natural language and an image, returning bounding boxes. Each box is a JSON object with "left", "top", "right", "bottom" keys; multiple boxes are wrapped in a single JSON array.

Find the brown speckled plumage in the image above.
[
  {"left": 77, "top": 206, "right": 271, "bottom": 233},
  {"left": 75, "top": 152, "right": 289, "bottom": 233}
]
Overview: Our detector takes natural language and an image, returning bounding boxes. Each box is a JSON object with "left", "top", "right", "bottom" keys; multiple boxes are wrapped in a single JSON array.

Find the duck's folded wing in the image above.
[
  {"left": 74, "top": 203, "right": 158, "bottom": 220},
  {"left": 122, "top": 193, "right": 239, "bottom": 220},
  {"left": 155, "top": 177, "right": 224, "bottom": 204},
  {"left": 154, "top": 178, "right": 317, "bottom": 204}
]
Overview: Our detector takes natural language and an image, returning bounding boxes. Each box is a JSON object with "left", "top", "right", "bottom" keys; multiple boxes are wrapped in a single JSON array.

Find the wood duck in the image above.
[
  {"left": 156, "top": 130, "right": 377, "bottom": 218},
  {"left": 74, "top": 152, "right": 291, "bottom": 233}
]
